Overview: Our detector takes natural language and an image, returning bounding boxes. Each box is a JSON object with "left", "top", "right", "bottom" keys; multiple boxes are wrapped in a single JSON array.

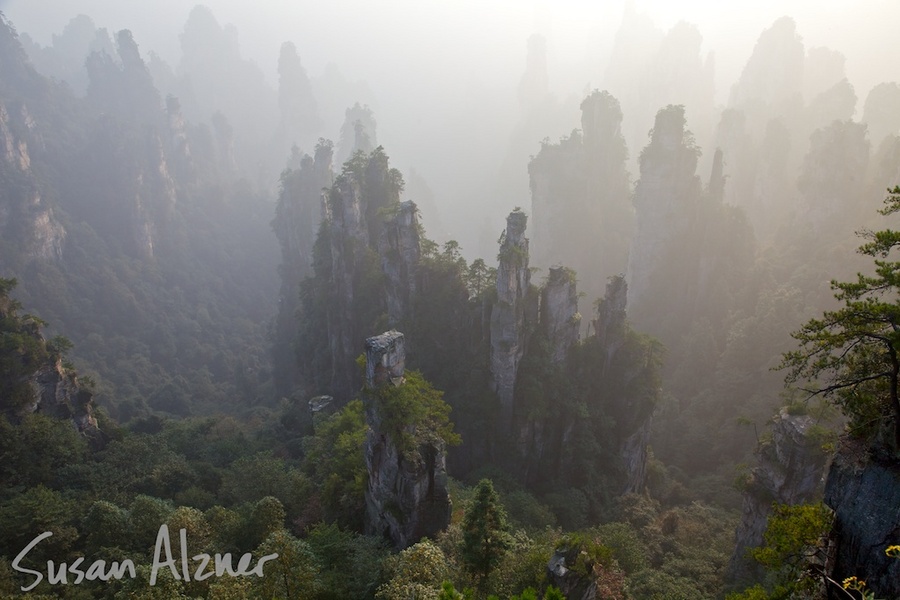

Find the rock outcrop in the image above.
[
  {"left": 0, "top": 99, "right": 66, "bottom": 262},
  {"left": 529, "top": 90, "right": 631, "bottom": 307},
  {"left": 29, "top": 359, "right": 101, "bottom": 444},
  {"left": 593, "top": 275, "right": 628, "bottom": 372},
  {"left": 379, "top": 200, "right": 421, "bottom": 327},
  {"left": 322, "top": 174, "right": 369, "bottom": 402},
  {"left": 272, "top": 141, "right": 334, "bottom": 398},
  {"left": 514, "top": 265, "right": 580, "bottom": 470},
  {"left": 0, "top": 285, "right": 102, "bottom": 445},
  {"left": 626, "top": 105, "right": 701, "bottom": 312},
  {"left": 540, "top": 267, "right": 580, "bottom": 364},
  {"left": 595, "top": 276, "right": 656, "bottom": 494},
  {"left": 491, "top": 209, "right": 536, "bottom": 429},
  {"left": 727, "top": 410, "right": 830, "bottom": 583},
  {"left": 546, "top": 538, "right": 626, "bottom": 600},
  {"left": 363, "top": 330, "right": 451, "bottom": 549},
  {"left": 823, "top": 439, "right": 900, "bottom": 600}
]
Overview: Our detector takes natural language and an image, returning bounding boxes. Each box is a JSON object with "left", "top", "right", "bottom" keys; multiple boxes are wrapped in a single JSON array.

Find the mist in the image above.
[
  {"left": 2, "top": 1, "right": 900, "bottom": 597},
  {"left": 5, "top": 0, "right": 898, "bottom": 256}
]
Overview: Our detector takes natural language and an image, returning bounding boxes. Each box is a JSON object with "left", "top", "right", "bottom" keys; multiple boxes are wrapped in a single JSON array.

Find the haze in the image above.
[{"left": 4, "top": 0, "right": 898, "bottom": 255}]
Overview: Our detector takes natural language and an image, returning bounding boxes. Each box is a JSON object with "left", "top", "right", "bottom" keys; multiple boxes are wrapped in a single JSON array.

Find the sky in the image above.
[
  {"left": 2, "top": 0, "right": 898, "bottom": 107},
  {"left": 2, "top": 0, "right": 898, "bottom": 255}
]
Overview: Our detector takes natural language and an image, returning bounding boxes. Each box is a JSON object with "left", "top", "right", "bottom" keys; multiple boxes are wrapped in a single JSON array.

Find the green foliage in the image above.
[
  {"left": 220, "top": 452, "right": 310, "bottom": 518},
  {"left": 780, "top": 186, "right": 900, "bottom": 445},
  {"left": 82, "top": 500, "right": 129, "bottom": 553},
  {"left": 0, "top": 413, "right": 88, "bottom": 489},
  {"left": 461, "top": 479, "right": 513, "bottom": 584},
  {"left": 725, "top": 584, "right": 771, "bottom": 600},
  {"left": 240, "top": 497, "right": 286, "bottom": 550},
  {"left": 129, "top": 495, "right": 174, "bottom": 552},
  {"left": 307, "top": 522, "right": 389, "bottom": 600},
  {"left": 751, "top": 503, "right": 831, "bottom": 574},
  {"left": 302, "top": 399, "right": 368, "bottom": 529},
  {"left": 251, "top": 529, "right": 321, "bottom": 599},
  {"left": 0, "top": 486, "right": 78, "bottom": 569},
  {"left": 626, "top": 569, "right": 706, "bottom": 600},
  {"left": 377, "top": 539, "right": 450, "bottom": 600},
  {"left": 728, "top": 503, "right": 832, "bottom": 599},
  {"left": 594, "top": 522, "right": 647, "bottom": 575},
  {"left": 372, "top": 370, "right": 461, "bottom": 460},
  {"left": 0, "top": 279, "right": 50, "bottom": 412},
  {"left": 555, "top": 532, "right": 614, "bottom": 578}
]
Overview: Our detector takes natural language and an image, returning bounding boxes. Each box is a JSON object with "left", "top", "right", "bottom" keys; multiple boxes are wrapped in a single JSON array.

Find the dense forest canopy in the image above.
[{"left": 0, "top": 2, "right": 898, "bottom": 599}]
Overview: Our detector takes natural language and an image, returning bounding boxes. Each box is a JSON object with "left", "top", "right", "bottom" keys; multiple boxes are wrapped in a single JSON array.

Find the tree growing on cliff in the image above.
[{"left": 781, "top": 186, "right": 900, "bottom": 447}]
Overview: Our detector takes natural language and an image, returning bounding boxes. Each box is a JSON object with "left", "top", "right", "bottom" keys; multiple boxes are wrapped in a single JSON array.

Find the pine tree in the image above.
[
  {"left": 461, "top": 479, "right": 512, "bottom": 585},
  {"left": 781, "top": 186, "right": 900, "bottom": 447}
]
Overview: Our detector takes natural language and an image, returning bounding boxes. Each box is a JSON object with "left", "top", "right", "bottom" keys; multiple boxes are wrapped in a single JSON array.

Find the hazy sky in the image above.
[
  {"left": 2, "top": 0, "right": 898, "bottom": 107},
  {"left": 3, "top": 0, "right": 898, "bottom": 255}
]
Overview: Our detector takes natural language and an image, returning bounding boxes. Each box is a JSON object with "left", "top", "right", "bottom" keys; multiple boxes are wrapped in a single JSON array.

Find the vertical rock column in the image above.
[
  {"left": 626, "top": 105, "right": 701, "bottom": 315},
  {"left": 540, "top": 267, "right": 580, "bottom": 364},
  {"left": 517, "top": 266, "right": 580, "bottom": 466},
  {"left": 379, "top": 200, "right": 421, "bottom": 327},
  {"left": 322, "top": 176, "right": 368, "bottom": 402},
  {"left": 490, "top": 210, "right": 533, "bottom": 430},
  {"left": 594, "top": 275, "right": 654, "bottom": 494},
  {"left": 363, "top": 330, "right": 451, "bottom": 549}
]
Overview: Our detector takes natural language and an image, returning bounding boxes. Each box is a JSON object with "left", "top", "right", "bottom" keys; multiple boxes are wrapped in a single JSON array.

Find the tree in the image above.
[
  {"left": 376, "top": 539, "right": 450, "bottom": 600},
  {"left": 461, "top": 479, "right": 512, "bottom": 586},
  {"left": 253, "top": 529, "right": 321, "bottom": 600},
  {"left": 781, "top": 186, "right": 900, "bottom": 447}
]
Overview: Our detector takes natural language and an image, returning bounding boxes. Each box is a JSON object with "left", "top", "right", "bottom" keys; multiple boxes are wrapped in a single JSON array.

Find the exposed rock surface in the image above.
[
  {"left": 491, "top": 210, "right": 535, "bottom": 428},
  {"left": 271, "top": 141, "right": 334, "bottom": 397},
  {"left": 823, "top": 440, "right": 900, "bottom": 600},
  {"left": 619, "top": 420, "right": 652, "bottom": 494},
  {"left": 728, "top": 410, "right": 830, "bottom": 583},
  {"left": 529, "top": 90, "right": 631, "bottom": 307},
  {"left": 363, "top": 331, "right": 451, "bottom": 549},
  {"left": 546, "top": 540, "right": 626, "bottom": 600},
  {"left": 593, "top": 275, "right": 627, "bottom": 372},
  {"left": 29, "top": 359, "right": 102, "bottom": 444},
  {"left": 379, "top": 200, "right": 421, "bottom": 327},
  {"left": 322, "top": 174, "right": 369, "bottom": 401},
  {"left": 596, "top": 276, "right": 656, "bottom": 494},
  {"left": 626, "top": 105, "right": 701, "bottom": 311},
  {"left": 0, "top": 99, "right": 66, "bottom": 262},
  {"left": 540, "top": 267, "right": 580, "bottom": 364},
  {"left": 0, "top": 288, "right": 102, "bottom": 445}
]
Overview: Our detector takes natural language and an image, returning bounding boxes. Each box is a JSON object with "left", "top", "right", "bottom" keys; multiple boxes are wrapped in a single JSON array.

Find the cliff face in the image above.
[
  {"left": 824, "top": 440, "right": 900, "bottom": 599},
  {"left": 514, "top": 266, "right": 580, "bottom": 469},
  {"left": 272, "top": 141, "right": 334, "bottom": 398},
  {"left": 129, "top": 133, "right": 178, "bottom": 260},
  {"left": 595, "top": 276, "right": 656, "bottom": 494},
  {"left": 379, "top": 200, "right": 421, "bottom": 327},
  {"left": 0, "top": 99, "right": 65, "bottom": 262},
  {"left": 322, "top": 174, "right": 369, "bottom": 402},
  {"left": 540, "top": 267, "right": 580, "bottom": 364},
  {"left": 491, "top": 210, "right": 535, "bottom": 428},
  {"left": 29, "top": 359, "right": 101, "bottom": 443},
  {"left": 529, "top": 90, "right": 631, "bottom": 307},
  {"left": 728, "top": 410, "right": 830, "bottom": 583},
  {"left": 627, "top": 105, "right": 701, "bottom": 312},
  {"left": 0, "top": 285, "right": 101, "bottom": 445},
  {"left": 363, "top": 331, "right": 451, "bottom": 549},
  {"left": 593, "top": 275, "right": 627, "bottom": 371}
]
